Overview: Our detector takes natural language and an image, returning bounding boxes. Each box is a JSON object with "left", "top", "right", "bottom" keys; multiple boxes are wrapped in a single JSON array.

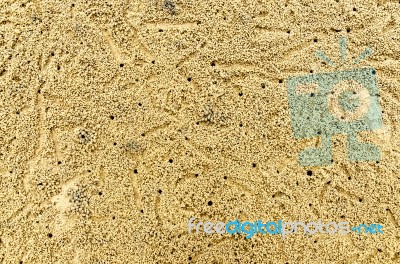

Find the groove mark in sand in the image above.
[
  {"left": 144, "top": 22, "right": 197, "bottom": 30},
  {"left": 130, "top": 170, "right": 143, "bottom": 210},
  {"left": 102, "top": 29, "right": 122, "bottom": 63},
  {"left": 25, "top": 92, "right": 46, "bottom": 191}
]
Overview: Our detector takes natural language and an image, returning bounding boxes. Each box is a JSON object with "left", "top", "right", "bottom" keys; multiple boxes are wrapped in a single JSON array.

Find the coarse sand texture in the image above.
[{"left": 1, "top": 0, "right": 400, "bottom": 263}]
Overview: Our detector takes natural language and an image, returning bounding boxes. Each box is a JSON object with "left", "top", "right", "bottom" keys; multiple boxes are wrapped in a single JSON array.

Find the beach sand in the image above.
[{"left": 1, "top": 0, "right": 399, "bottom": 263}]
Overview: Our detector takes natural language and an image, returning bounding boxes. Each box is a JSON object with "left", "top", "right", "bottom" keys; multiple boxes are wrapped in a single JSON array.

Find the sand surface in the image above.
[{"left": 1, "top": 0, "right": 400, "bottom": 263}]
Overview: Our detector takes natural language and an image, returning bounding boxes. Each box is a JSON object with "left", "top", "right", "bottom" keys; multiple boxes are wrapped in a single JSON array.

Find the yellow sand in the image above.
[{"left": 0, "top": 0, "right": 399, "bottom": 263}]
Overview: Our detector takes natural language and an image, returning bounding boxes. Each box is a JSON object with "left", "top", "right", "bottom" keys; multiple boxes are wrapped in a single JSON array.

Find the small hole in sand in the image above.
[
  {"left": 261, "top": 83, "right": 265, "bottom": 88},
  {"left": 252, "top": 163, "right": 256, "bottom": 167},
  {"left": 110, "top": 115, "right": 114, "bottom": 120},
  {"left": 307, "top": 170, "right": 313, "bottom": 176},
  {"left": 314, "top": 38, "right": 318, "bottom": 42},
  {"left": 48, "top": 233, "right": 53, "bottom": 238},
  {"left": 208, "top": 201, "right": 213, "bottom": 206},
  {"left": 211, "top": 61, "right": 216, "bottom": 67},
  {"left": 120, "top": 63, "right": 124, "bottom": 67},
  {"left": 187, "top": 77, "right": 192, "bottom": 82},
  {"left": 134, "top": 169, "right": 138, "bottom": 174},
  {"left": 168, "top": 159, "right": 173, "bottom": 163},
  {"left": 98, "top": 192, "right": 102, "bottom": 195},
  {"left": 158, "top": 189, "right": 162, "bottom": 194},
  {"left": 239, "top": 92, "right": 243, "bottom": 96}
]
